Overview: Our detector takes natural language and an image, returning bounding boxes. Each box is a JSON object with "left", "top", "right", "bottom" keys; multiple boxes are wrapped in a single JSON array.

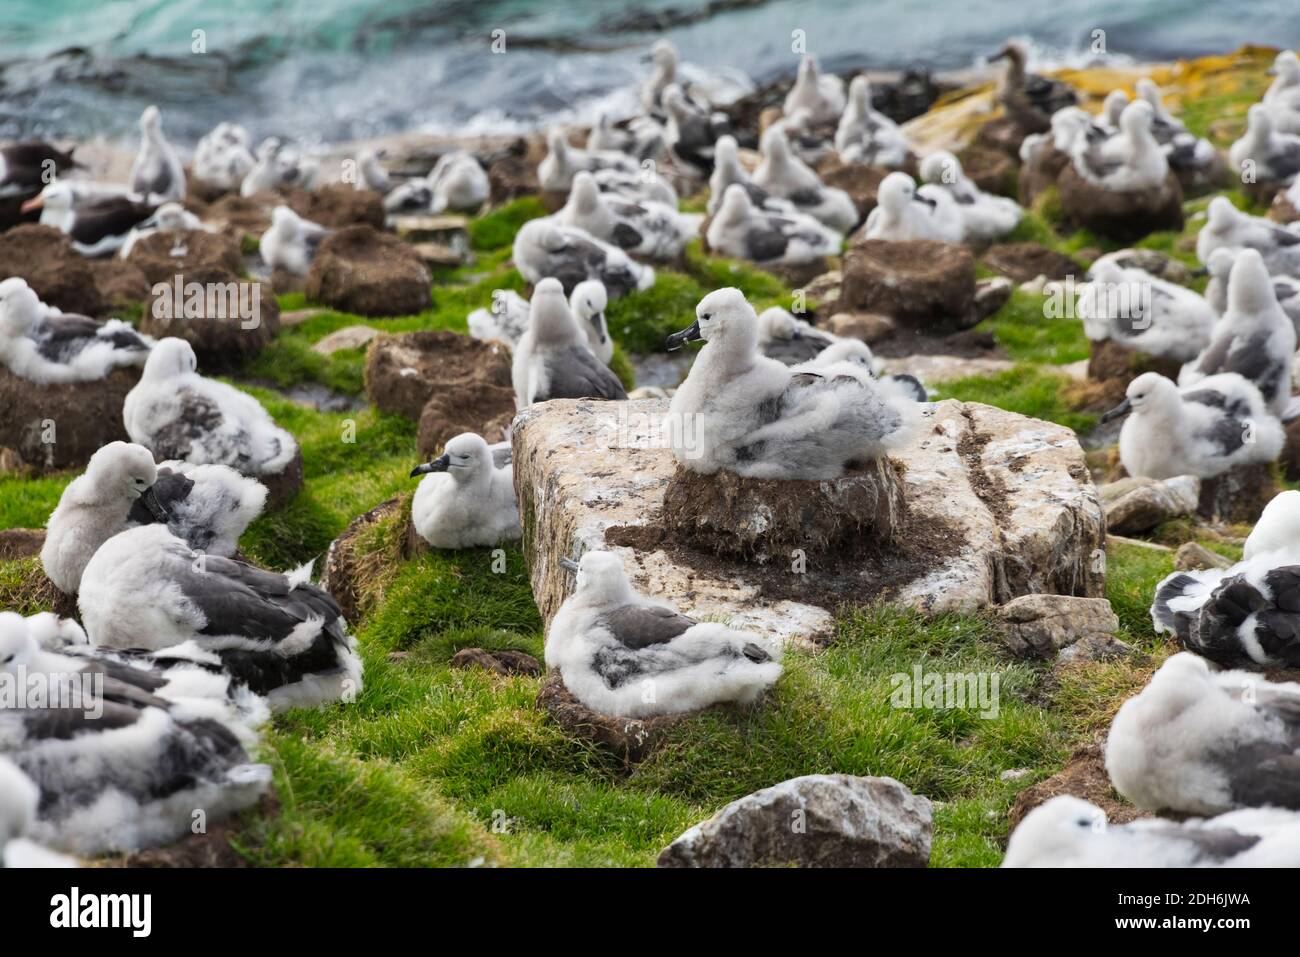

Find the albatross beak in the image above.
[
  {"left": 20, "top": 194, "right": 44, "bottom": 214},
  {"left": 1100, "top": 398, "right": 1132, "bottom": 423},
  {"left": 139, "top": 486, "right": 171, "bottom": 522},
  {"left": 914, "top": 194, "right": 937, "bottom": 209},
  {"left": 1190, "top": 266, "right": 1209, "bottom": 278},
  {"left": 410, "top": 453, "right": 451, "bottom": 477},
  {"left": 665, "top": 319, "right": 701, "bottom": 351},
  {"left": 592, "top": 312, "right": 607, "bottom": 344},
  {"left": 558, "top": 556, "right": 580, "bottom": 573}
]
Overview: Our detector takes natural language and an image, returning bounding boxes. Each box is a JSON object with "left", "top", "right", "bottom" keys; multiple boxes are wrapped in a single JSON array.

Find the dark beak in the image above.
[
  {"left": 591, "top": 312, "right": 607, "bottom": 344},
  {"left": 914, "top": 194, "right": 937, "bottom": 209},
  {"left": 140, "top": 485, "right": 170, "bottom": 522},
  {"left": 410, "top": 453, "right": 450, "bottom": 477},
  {"left": 558, "top": 556, "right": 580, "bottom": 573},
  {"left": 990, "top": 48, "right": 1009, "bottom": 62},
  {"left": 1100, "top": 398, "right": 1132, "bottom": 423},
  {"left": 665, "top": 319, "right": 702, "bottom": 351},
  {"left": 1191, "top": 266, "right": 1209, "bottom": 278}
]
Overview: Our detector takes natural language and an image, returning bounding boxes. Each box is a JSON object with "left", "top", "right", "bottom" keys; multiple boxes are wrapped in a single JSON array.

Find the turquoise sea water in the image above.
[{"left": 0, "top": 0, "right": 1296, "bottom": 143}]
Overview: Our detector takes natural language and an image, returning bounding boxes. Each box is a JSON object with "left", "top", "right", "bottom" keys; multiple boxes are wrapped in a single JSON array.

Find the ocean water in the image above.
[{"left": 0, "top": 0, "right": 1297, "bottom": 145}]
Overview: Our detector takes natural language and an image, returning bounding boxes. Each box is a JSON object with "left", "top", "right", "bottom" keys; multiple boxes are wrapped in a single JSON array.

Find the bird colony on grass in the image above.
[{"left": 5, "top": 31, "right": 1300, "bottom": 871}]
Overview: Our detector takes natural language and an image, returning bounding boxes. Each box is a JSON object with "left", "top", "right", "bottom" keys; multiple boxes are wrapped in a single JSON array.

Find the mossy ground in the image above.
[{"left": 0, "top": 50, "right": 1276, "bottom": 866}]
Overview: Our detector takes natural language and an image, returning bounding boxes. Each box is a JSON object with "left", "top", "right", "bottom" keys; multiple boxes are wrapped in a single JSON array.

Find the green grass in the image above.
[
  {"left": 13, "top": 55, "right": 1277, "bottom": 866},
  {"left": 936, "top": 366, "right": 1098, "bottom": 434},
  {"left": 974, "top": 289, "right": 1090, "bottom": 366}
]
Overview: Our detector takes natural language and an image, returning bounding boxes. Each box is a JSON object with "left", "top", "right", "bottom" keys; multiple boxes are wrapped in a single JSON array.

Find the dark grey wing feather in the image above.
[
  {"left": 148, "top": 389, "right": 241, "bottom": 464},
  {"left": 598, "top": 603, "right": 696, "bottom": 649},
  {"left": 540, "top": 345, "right": 627, "bottom": 401}
]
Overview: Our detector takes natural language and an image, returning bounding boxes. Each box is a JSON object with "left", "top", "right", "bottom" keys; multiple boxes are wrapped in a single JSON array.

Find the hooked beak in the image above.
[
  {"left": 989, "top": 48, "right": 1010, "bottom": 62},
  {"left": 139, "top": 485, "right": 171, "bottom": 522},
  {"left": 410, "top": 453, "right": 451, "bottom": 477},
  {"left": 665, "top": 319, "right": 701, "bottom": 351},
  {"left": 914, "top": 194, "right": 937, "bottom": 209},
  {"left": 558, "top": 556, "right": 580, "bottom": 573},
  {"left": 1191, "top": 266, "right": 1209, "bottom": 278},
  {"left": 1100, "top": 398, "right": 1132, "bottom": 423},
  {"left": 591, "top": 312, "right": 607, "bottom": 344},
  {"left": 20, "top": 194, "right": 44, "bottom": 214}
]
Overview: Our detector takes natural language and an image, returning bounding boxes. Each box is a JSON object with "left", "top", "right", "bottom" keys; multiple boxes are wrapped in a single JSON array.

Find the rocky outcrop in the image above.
[
  {"left": 305, "top": 225, "right": 432, "bottom": 317},
  {"left": 512, "top": 398, "right": 1105, "bottom": 644},
  {"left": 363, "top": 330, "right": 516, "bottom": 452},
  {"left": 1099, "top": 475, "right": 1200, "bottom": 535},
  {"left": 1056, "top": 166, "right": 1184, "bottom": 243},
  {"left": 658, "top": 774, "right": 932, "bottom": 868},
  {"left": 141, "top": 266, "right": 279, "bottom": 372},
  {"left": 0, "top": 366, "right": 138, "bottom": 471},
  {"left": 841, "top": 239, "right": 975, "bottom": 329},
  {"left": 995, "top": 594, "right": 1120, "bottom": 658},
  {"left": 0, "top": 225, "right": 105, "bottom": 315}
]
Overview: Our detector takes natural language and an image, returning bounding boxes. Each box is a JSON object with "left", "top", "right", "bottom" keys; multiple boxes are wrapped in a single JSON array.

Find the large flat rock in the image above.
[{"left": 513, "top": 398, "right": 1104, "bottom": 645}]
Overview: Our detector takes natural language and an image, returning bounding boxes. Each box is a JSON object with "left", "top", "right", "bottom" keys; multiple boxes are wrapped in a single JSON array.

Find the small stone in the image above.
[
  {"left": 657, "top": 774, "right": 932, "bottom": 868},
  {"left": 1099, "top": 474, "right": 1200, "bottom": 535},
  {"left": 1000, "top": 769, "right": 1032, "bottom": 782},
  {"left": 1174, "top": 541, "right": 1233, "bottom": 572},
  {"left": 313, "top": 325, "right": 378, "bottom": 356},
  {"left": 1054, "top": 633, "right": 1135, "bottom": 666},
  {"left": 828, "top": 311, "right": 895, "bottom": 343},
  {"left": 1095, "top": 248, "right": 1193, "bottom": 285},
  {"left": 995, "top": 594, "right": 1120, "bottom": 658}
]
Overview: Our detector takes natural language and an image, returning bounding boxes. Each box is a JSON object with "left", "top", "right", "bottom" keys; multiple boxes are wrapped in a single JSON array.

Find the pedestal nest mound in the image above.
[
  {"left": 657, "top": 774, "right": 932, "bottom": 868},
  {"left": 125, "top": 229, "right": 245, "bottom": 286},
  {"left": 813, "top": 158, "right": 889, "bottom": 220},
  {"left": 305, "top": 225, "right": 432, "bottom": 317},
  {"left": 0, "top": 366, "right": 137, "bottom": 471},
  {"left": 957, "top": 145, "right": 1017, "bottom": 198},
  {"left": 260, "top": 446, "right": 305, "bottom": 511},
  {"left": 321, "top": 494, "right": 428, "bottom": 624},
  {"left": 1018, "top": 145, "right": 1070, "bottom": 207},
  {"left": 1074, "top": 338, "right": 1184, "bottom": 408},
  {"left": 982, "top": 242, "right": 1083, "bottom": 284},
  {"left": 661, "top": 457, "right": 907, "bottom": 564},
  {"left": 1197, "top": 463, "right": 1278, "bottom": 525},
  {"left": 0, "top": 225, "right": 105, "bottom": 315},
  {"left": 364, "top": 330, "right": 516, "bottom": 452},
  {"left": 512, "top": 398, "right": 1105, "bottom": 645},
  {"left": 1057, "top": 166, "right": 1184, "bottom": 243},
  {"left": 841, "top": 239, "right": 975, "bottom": 329},
  {"left": 141, "top": 265, "right": 280, "bottom": 372},
  {"left": 287, "top": 183, "right": 386, "bottom": 229},
  {"left": 1008, "top": 742, "right": 1145, "bottom": 828},
  {"left": 535, "top": 671, "right": 684, "bottom": 764}
]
